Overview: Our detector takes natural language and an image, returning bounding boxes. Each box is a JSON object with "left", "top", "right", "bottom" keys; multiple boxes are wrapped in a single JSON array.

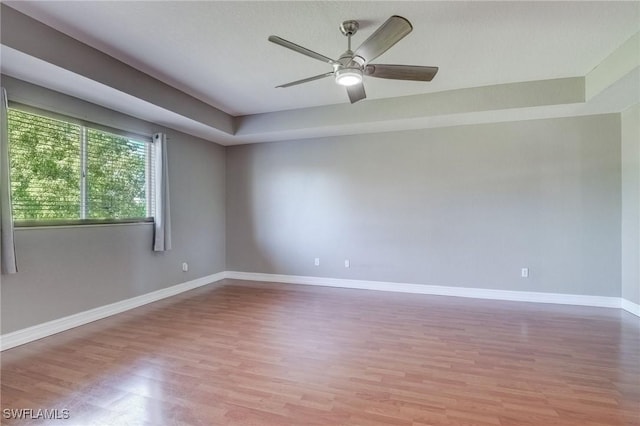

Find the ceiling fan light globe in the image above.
[{"left": 335, "top": 68, "right": 363, "bottom": 86}]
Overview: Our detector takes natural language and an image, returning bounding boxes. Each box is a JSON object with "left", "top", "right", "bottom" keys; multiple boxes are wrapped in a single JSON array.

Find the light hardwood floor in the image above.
[{"left": 1, "top": 279, "right": 639, "bottom": 425}]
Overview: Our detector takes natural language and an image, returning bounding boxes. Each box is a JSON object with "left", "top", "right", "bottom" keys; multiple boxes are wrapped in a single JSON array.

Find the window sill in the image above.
[{"left": 14, "top": 219, "right": 154, "bottom": 230}]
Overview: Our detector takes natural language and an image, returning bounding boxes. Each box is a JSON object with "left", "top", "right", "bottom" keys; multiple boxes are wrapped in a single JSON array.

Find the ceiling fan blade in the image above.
[
  {"left": 364, "top": 64, "right": 439, "bottom": 81},
  {"left": 268, "top": 36, "right": 337, "bottom": 65},
  {"left": 346, "top": 83, "right": 366, "bottom": 104},
  {"left": 276, "top": 72, "right": 334, "bottom": 88},
  {"left": 353, "top": 16, "right": 412, "bottom": 63}
]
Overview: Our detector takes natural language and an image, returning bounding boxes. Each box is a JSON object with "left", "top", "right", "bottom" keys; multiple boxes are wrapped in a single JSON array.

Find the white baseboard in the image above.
[
  {"left": 0, "top": 272, "right": 226, "bottom": 351},
  {"left": 226, "top": 271, "right": 622, "bottom": 309},
  {"left": 622, "top": 299, "right": 640, "bottom": 317}
]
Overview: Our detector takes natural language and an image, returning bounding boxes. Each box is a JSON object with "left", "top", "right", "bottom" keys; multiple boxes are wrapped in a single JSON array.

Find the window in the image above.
[{"left": 7, "top": 107, "right": 155, "bottom": 226}]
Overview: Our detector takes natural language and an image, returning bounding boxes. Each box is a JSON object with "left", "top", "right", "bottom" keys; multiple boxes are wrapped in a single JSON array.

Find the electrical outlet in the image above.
[
  {"left": 344, "top": 259, "right": 350, "bottom": 268},
  {"left": 521, "top": 267, "right": 529, "bottom": 278},
  {"left": 182, "top": 262, "right": 189, "bottom": 272},
  {"left": 314, "top": 258, "right": 320, "bottom": 266}
]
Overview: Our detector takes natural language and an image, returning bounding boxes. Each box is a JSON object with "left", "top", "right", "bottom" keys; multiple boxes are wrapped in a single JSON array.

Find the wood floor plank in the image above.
[{"left": 1, "top": 279, "right": 638, "bottom": 425}]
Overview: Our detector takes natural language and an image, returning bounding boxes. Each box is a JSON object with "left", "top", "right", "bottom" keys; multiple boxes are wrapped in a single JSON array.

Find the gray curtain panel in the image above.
[
  {"left": 153, "top": 132, "right": 172, "bottom": 252},
  {"left": 0, "top": 88, "right": 17, "bottom": 274}
]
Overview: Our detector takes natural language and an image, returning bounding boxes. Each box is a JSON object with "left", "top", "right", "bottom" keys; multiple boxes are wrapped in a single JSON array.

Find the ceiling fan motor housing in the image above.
[{"left": 334, "top": 51, "right": 364, "bottom": 86}]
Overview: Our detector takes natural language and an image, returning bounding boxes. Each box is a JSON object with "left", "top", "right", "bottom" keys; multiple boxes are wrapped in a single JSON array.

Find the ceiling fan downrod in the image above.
[
  {"left": 340, "top": 20, "right": 359, "bottom": 52},
  {"left": 334, "top": 20, "right": 364, "bottom": 87}
]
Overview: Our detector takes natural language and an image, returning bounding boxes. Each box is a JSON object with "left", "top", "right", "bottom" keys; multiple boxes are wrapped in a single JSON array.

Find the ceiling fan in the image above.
[{"left": 268, "top": 15, "right": 438, "bottom": 104}]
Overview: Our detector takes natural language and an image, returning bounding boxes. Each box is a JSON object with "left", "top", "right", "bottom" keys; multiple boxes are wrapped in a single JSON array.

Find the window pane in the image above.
[
  {"left": 8, "top": 109, "right": 81, "bottom": 220},
  {"left": 86, "top": 128, "right": 148, "bottom": 219}
]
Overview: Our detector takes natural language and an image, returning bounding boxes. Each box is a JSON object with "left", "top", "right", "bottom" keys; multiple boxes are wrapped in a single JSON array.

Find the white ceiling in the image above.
[{"left": 1, "top": 1, "right": 639, "bottom": 145}]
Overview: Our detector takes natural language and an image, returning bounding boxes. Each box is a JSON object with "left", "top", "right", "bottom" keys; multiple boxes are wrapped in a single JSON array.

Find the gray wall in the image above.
[
  {"left": 621, "top": 104, "right": 640, "bottom": 305},
  {"left": 227, "top": 115, "right": 622, "bottom": 297},
  {"left": 1, "top": 77, "right": 226, "bottom": 333}
]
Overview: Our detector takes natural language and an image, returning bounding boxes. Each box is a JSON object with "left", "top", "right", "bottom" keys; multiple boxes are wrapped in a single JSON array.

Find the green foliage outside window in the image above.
[
  {"left": 86, "top": 129, "right": 147, "bottom": 219},
  {"left": 8, "top": 108, "right": 151, "bottom": 223},
  {"left": 8, "top": 110, "right": 81, "bottom": 220}
]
